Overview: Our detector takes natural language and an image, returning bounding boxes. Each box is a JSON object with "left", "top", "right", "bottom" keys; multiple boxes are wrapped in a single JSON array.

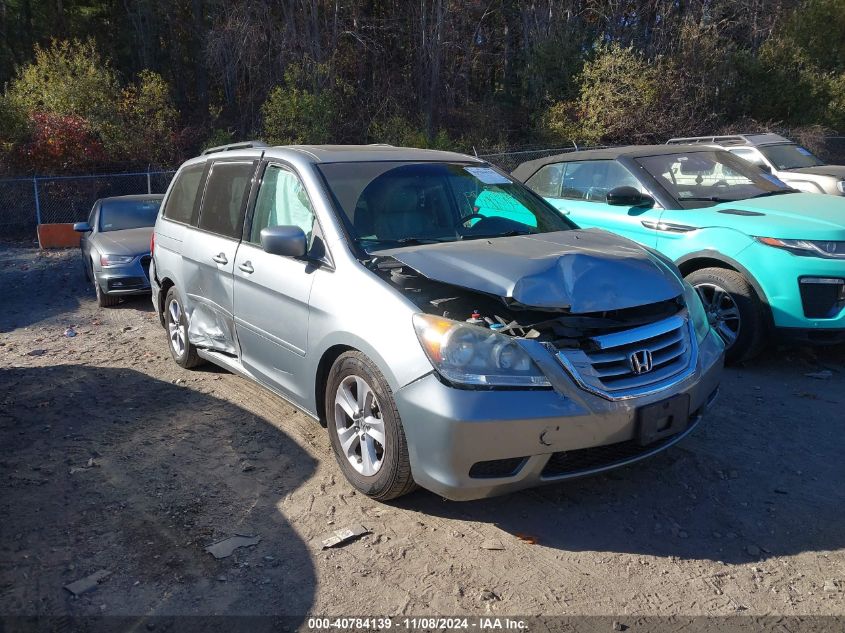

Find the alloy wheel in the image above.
[
  {"left": 333, "top": 375, "right": 386, "bottom": 477},
  {"left": 694, "top": 282, "right": 741, "bottom": 347},
  {"left": 167, "top": 298, "right": 187, "bottom": 358}
]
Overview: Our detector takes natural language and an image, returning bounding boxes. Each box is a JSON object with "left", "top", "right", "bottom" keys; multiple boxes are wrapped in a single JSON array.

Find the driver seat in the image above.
[{"left": 373, "top": 186, "right": 431, "bottom": 240}]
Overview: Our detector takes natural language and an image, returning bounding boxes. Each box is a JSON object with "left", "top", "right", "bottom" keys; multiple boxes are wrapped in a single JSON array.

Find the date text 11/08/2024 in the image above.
[{"left": 307, "top": 617, "right": 529, "bottom": 630}]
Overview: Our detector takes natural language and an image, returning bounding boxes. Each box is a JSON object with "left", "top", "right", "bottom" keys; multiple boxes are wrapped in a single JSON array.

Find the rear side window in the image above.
[
  {"left": 198, "top": 161, "right": 256, "bottom": 239},
  {"left": 163, "top": 164, "right": 205, "bottom": 224},
  {"left": 526, "top": 164, "right": 564, "bottom": 198}
]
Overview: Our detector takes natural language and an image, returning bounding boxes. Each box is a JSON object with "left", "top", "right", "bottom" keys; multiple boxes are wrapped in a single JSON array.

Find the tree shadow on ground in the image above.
[{"left": 0, "top": 365, "right": 318, "bottom": 620}]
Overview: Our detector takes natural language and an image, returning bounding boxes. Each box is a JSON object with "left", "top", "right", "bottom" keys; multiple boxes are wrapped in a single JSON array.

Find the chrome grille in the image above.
[{"left": 555, "top": 313, "right": 696, "bottom": 400}]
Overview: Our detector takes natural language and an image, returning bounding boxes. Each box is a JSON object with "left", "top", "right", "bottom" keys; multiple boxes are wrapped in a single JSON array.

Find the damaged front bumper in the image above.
[{"left": 395, "top": 329, "right": 724, "bottom": 501}]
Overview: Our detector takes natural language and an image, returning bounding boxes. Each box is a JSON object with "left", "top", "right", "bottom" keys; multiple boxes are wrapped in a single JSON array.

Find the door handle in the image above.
[
  {"left": 238, "top": 261, "right": 254, "bottom": 274},
  {"left": 212, "top": 252, "right": 228, "bottom": 265}
]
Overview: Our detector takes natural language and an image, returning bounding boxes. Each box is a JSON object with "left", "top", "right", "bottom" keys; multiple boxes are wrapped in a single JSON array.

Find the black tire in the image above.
[
  {"left": 325, "top": 351, "right": 416, "bottom": 501},
  {"left": 94, "top": 278, "right": 120, "bottom": 308},
  {"left": 163, "top": 287, "right": 203, "bottom": 369},
  {"left": 685, "top": 267, "right": 768, "bottom": 363}
]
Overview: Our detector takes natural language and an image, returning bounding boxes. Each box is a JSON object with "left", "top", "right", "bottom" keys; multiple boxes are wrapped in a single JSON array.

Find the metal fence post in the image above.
[
  {"left": 32, "top": 176, "right": 42, "bottom": 225},
  {"left": 146, "top": 170, "right": 152, "bottom": 194}
]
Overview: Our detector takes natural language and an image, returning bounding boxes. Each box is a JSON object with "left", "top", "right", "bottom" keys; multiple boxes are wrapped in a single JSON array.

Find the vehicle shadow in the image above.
[
  {"left": 400, "top": 361, "right": 845, "bottom": 564},
  {"left": 0, "top": 365, "right": 318, "bottom": 620}
]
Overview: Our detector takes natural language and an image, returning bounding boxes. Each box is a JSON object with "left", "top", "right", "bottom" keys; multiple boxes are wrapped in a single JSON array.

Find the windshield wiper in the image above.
[
  {"left": 747, "top": 189, "right": 799, "bottom": 199},
  {"left": 460, "top": 229, "right": 533, "bottom": 240},
  {"left": 364, "top": 237, "right": 455, "bottom": 248},
  {"left": 681, "top": 196, "right": 736, "bottom": 202}
]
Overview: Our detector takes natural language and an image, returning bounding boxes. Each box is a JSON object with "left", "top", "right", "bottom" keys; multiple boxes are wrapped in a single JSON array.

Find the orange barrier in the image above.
[{"left": 37, "top": 223, "right": 81, "bottom": 249}]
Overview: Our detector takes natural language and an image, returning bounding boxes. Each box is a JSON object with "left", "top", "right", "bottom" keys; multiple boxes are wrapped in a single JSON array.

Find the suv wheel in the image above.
[
  {"left": 685, "top": 267, "right": 767, "bottom": 362},
  {"left": 164, "top": 287, "right": 203, "bottom": 368},
  {"left": 325, "top": 351, "right": 416, "bottom": 500}
]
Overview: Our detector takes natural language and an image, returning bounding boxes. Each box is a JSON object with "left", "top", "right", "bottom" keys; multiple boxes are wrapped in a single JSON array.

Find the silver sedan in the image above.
[{"left": 74, "top": 195, "right": 163, "bottom": 307}]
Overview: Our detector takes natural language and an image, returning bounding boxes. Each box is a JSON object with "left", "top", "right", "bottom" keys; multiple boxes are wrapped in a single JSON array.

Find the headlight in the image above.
[
  {"left": 756, "top": 237, "right": 845, "bottom": 259},
  {"left": 412, "top": 314, "right": 551, "bottom": 388},
  {"left": 100, "top": 254, "right": 135, "bottom": 266},
  {"left": 683, "top": 282, "right": 711, "bottom": 344},
  {"left": 837, "top": 180, "right": 845, "bottom": 194}
]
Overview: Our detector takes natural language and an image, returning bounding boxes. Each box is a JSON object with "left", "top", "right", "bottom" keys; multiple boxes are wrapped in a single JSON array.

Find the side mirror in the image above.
[
  {"left": 260, "top": 225, "right": 307, "bottom": 258},
  {"left": 606, "top": 186, "right": 654, "bottom": 208},
  {"left": 73, "top": 222, "right": 92, "bottom": 232},
  {"left": 758, "top": 164, "right": 772, "bottom": 174}
]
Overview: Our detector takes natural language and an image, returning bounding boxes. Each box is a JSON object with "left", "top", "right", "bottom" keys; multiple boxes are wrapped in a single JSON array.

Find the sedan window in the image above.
[
  {"left": 636, "top": 150, "right": 790, "bottom": 206},
  {"left": 98, "top": 199, "right": 162, "bottom": 232},
  {"left": 525, "top": 163, "right": 564, "bottom": 198},
  {"left": 560, "top": 161, "right": 642, "bottom": 202}
]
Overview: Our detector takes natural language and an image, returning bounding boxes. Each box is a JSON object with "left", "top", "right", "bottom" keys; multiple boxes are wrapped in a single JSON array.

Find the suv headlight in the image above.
[
  {"left": 683, "top": 282, "right": 711, "bottom": 344},
  {"left": 412, "top": 314, "right": 551, "bottom": 388},
  {"left": 100, "top": 254, "right": 135, "bottom": 266},
  {"left": 756, "top": 237, "right": 845, "bottom": 259}
]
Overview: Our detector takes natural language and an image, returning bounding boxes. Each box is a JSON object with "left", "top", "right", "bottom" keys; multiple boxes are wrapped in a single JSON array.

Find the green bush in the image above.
[
  {"left": 112, "top": 70, "right": 179, "bottom": 165},
  {"left": 542, "top": 42, "right": 663, "bottom": 144},
  {"left": 262, "top": 65, "right": 335, "bottom": 145},
  {"left": 8, "top": 39, "right": 120, "bottom": 132}
]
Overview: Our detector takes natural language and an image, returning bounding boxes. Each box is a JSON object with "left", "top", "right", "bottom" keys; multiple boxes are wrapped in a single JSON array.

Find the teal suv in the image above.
[{"left": 513, "top": 145, "right": 845, "bottom": 361}]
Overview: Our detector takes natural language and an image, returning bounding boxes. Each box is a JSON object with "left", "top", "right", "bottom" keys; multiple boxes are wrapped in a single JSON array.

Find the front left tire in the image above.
[{"left": 325, "top": 351, "right": 416, "bottom": 501}]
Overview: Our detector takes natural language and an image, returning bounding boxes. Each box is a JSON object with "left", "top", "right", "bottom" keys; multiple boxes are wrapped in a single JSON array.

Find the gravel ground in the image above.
[{"left": 1, "top": 243, "right": 843, "bottom": 619}]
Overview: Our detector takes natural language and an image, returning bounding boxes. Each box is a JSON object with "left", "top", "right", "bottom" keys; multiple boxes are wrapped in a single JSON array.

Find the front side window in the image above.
[
  {"left": 198, "top": 161, "right": 256, "bottom": 239},
  {"left": 636, "top": 150, "right": 791, "bottom": 207},
  {"left": 316, "top": 162, "right": 574, "bottom": 253},
  {"left": 250, "top": 164, "right": 316, "bottom": 244},
  {"left": 98, "top": 198, "right": 162, "bottom": 232},
  {"left": 525, "top": 164, "right": 564, "bottom": 198},
  {"left": 561, "top": 161, "right": 642, "bottom": 202},
  {"left": 759, "top": 144, "right": 825, "bottom": 170},
  {"left": 163, "top": 163, "right": 204, "bottom": 225}
]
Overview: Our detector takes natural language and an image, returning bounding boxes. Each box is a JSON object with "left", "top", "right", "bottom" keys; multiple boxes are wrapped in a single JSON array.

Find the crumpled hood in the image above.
[
  {"left": 784, "top": 164, "right": 845, "bottom": 178},
  {"left": 93, "top": 226, "right": 153, "bottom": 256},
  {"left": 711, "top": 193, "right": 845, "bottom": 239},
  {"left": 380, "top": 229, "right": 684, "bottom": 313}
]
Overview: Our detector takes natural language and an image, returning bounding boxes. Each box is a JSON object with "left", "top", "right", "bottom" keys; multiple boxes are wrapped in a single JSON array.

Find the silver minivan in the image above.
[{"left": 150, "top": 142, "right": 724, "bottom": 501}]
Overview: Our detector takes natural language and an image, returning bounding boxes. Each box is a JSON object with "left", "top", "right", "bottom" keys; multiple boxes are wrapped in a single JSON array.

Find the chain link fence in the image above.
[
  {"left": 0, "top": 170, "right": 176, "bottom": 238},
  {"left": 1, "top": 135, "right": 843, "bottom": 240}
]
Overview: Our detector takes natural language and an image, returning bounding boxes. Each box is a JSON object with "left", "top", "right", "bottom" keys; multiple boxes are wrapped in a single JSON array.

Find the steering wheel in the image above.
[
  {"left": 713, "top": 179, "right": 729, "bottom": 188},
  {"left": 457, "top": 212, "right": 486, "bottom": 228}
]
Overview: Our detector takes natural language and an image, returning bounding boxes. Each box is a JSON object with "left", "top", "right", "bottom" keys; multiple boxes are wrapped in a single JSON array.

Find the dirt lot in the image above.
[{"left": 1, "top": 243, "right": 843, "bottom": 620}]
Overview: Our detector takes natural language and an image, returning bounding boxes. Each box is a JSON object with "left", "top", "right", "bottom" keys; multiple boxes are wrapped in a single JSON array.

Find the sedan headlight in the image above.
[
  {"left": 683, "top": 282, "right": 711, "bottom": 344},
  {"left": 100, "top": 254, "right": 135, "bottom": 266},
  {"left": 756, "top": 237, "right": 845, "bottom": 259},
  {"left": 412, "top": 314, "right": 551, "bottom": 388}
]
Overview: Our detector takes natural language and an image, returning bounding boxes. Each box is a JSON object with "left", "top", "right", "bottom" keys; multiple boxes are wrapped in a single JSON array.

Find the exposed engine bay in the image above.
[{"left": 374, "top": 257, "right": 684, "bottom": 350}]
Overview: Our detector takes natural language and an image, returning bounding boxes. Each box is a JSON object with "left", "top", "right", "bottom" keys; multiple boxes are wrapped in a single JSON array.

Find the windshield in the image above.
[
  {"left": 636, "top": 150, "right": 791, "bottom": 207},
  {"left": 98, "top": 198, "right": 162, "bottom": 232},
  {"left": 316, "top": 162, "right": 574, "bottom": 252},
  {"left": 759, "top": 143, "right": 825, "bottom": 170}
]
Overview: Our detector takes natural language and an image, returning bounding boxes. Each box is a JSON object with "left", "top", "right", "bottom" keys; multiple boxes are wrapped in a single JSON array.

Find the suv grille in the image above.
[{"left": 555, "top": 314, "right": 695, "bottom": 400}]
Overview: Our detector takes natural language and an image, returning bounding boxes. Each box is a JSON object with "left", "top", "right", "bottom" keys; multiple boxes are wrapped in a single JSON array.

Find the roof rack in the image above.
[
  {"left": 667, "top": 135, "right": 748, "bottom": 145},
  {"left": 202, "top": 140, "right": 268, "bottom": 155}
]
